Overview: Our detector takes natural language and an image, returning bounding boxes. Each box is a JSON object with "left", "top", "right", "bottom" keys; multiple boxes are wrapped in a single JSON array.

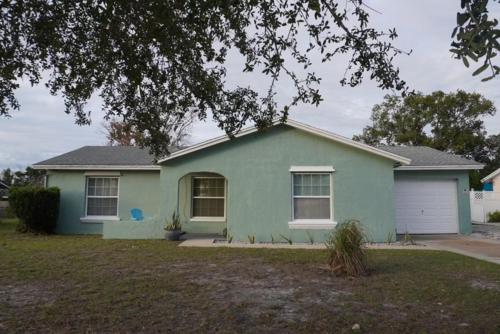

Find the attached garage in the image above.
[
  {"left": 380, "top": 146, "right": 483, "bottom": 235},
  {"left": 394, "top": 179, "right": 458, "bottom": 234}
]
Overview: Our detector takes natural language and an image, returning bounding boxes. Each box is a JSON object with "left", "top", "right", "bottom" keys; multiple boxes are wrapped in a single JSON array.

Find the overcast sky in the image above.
[{"left": 1, "top": 0, "right": 499, "bottom": 171}]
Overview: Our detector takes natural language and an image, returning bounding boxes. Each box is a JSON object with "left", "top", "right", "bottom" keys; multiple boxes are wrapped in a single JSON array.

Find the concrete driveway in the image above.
[
  {"left": 471, "top": 222, "right": 500, "bottom": 240},
  {"left": 421, "top": 237, "right": 500, "bottom": 265}
]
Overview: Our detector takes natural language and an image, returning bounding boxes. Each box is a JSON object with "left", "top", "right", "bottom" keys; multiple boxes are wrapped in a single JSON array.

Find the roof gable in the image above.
[{"left": 159, "top": 119, "right": 411, "bottom": 164}]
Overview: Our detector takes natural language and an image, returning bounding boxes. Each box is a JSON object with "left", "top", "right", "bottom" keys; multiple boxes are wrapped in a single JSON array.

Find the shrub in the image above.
[
  {"left": 8, "top": 186, "right": 60, "bottom": 234},
  {"left": 325, "top": 219, "right": 367, "bottom": 276},
  {"left": 164, "top": 212, "right": 182, "bottom": 231},
  {"left": 488, "top": 210, "right": 500, "bottom": 222}
]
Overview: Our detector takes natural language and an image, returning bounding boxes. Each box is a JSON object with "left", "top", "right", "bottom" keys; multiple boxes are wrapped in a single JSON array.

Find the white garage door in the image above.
[{"left": 395, "top": 179, "right": 459, "bottom": 234}]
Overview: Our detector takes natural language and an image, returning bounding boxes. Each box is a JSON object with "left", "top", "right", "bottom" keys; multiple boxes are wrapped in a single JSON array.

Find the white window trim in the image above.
[
  {"left": 190, "top": 176, "right": 226, "bottom": 221},
  {"left": 288, "top": 220, "right": 337, "bottom": 230},
  {"left": 80, "top": 216, "right": 120, "bottom": 224},
  {"left": 289, "top": 171, "right": 336, "bottom": 229},
  {"left": 83, "top": 176, "right": 120, "bottom": 222},
  {"left": 289, "top": 166, "right": 335, "bottom": 172}
]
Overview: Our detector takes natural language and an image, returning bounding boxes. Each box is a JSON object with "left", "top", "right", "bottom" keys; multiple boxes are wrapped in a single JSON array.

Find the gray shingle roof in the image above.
[
  {"left": 33, "top": 146, "right": 159, "bottom": 166},
  {"left": 33, "top": 144, "right": 482, "bottom": 170},
  {"left": 378, "top": 145, "right": 482, "bottom": 167}
]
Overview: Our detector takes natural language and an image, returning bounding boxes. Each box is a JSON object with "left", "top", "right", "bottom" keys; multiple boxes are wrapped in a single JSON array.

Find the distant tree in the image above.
[
  {"left": 11, "top": 167, "right": 46, "bottom": 187},
  {"left": 103, "top": 112, "right": 195, "bottom": 148},
  {"left": 1, "top": 168, "right": 13, "bottom": 186},
  {"left": 354, "top": 91, "right": 497, "bottom": 189},
  {"left": 354, "top": 91, "right": 496, "bottom": 161},
  {"left": 469, "top": 133, "right": 500, "bottom": 189},
  {"left": 103, "top": 119, "right": 146, "bottom": 147}
]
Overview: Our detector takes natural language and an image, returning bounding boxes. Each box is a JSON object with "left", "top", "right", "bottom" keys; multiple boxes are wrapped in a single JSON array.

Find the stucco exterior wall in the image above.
[
  {"left": 393, "top": 169, "right": 472, "bottom": 234},
  {"left": 160, "top": 125, "right": 397, "bottom": 243},
  {"left": 47, "top": 170, "right": 161, "bottom": 234}
]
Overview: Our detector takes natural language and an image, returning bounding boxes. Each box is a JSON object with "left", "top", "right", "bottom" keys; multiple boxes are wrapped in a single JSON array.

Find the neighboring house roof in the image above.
[
  {"left": 480, "top": 168, "right": 500, "bottom": 183},
  {"left": 379, "top": 146, "right": 483, "bottom": 170},
  {"left": 32, "top": 146, "right": 163, "bottom": 170},
  {"left": 158, "top": 119, "right": 412, "bottom": 165},
  {"left": 0, "top": 180, "right": 9, "bottom": 189}
]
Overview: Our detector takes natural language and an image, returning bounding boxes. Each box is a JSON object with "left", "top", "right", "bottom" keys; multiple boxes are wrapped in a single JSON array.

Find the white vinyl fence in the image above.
[{"left": 470, "top": 190, "right": 500, "bottom": 222}]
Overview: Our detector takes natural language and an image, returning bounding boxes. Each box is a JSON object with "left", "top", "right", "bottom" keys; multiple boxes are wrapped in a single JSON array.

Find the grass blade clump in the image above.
[{"left": 325, "top": 219, "right": 367, "bottom": 276}]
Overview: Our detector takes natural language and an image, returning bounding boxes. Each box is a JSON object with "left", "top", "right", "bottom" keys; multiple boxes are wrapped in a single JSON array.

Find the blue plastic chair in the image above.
[{"left": 130, "top": 208, "right": 144, "bottom": 221}]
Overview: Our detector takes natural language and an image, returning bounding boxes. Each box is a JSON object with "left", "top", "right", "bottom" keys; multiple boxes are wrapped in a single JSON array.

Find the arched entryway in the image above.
[{"left": 176, "top": 172, "right": 227, "bottom": 235}]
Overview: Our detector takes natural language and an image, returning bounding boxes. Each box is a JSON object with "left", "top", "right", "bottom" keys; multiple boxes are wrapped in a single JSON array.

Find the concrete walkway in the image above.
[
  {"left": 179, "top": 236, "right": 500, "bottom": 265},
  {"left": 178, "top": 238, "right": 431, "bottom": 250}
]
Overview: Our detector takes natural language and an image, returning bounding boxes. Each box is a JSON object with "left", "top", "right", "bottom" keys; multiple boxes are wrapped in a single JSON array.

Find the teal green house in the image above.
[{"left": 33, "top": 120, "right": 483, "bottom": 243}]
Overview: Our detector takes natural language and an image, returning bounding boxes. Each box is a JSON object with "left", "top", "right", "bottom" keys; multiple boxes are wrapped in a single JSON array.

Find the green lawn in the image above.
[{"left": 0, "top": 219, "right": 499, "bottom": 333}]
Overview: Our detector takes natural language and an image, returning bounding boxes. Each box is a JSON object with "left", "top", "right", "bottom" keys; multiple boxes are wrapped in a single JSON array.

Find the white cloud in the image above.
[{"left": 1, "top": 0, "right": 499, "bottom": 170}]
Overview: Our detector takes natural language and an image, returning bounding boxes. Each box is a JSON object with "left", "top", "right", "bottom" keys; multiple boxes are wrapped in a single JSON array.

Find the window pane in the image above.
[
  {"left": 293, "top": 173, "right": 330, "bottom": 196},
  {"left": 87, "top": 184, "right": 96, "bottom": 196},
  {"left": 294, "top": 198, "right": 330, "bottom": 219},
  {"left": 87, "top": 198, "right": 118, "bottom": 216},
  {"left": 320, "top": 186, "right": 330, "bottom": 196},
  {"left": 311, "top": 174, "right": 320, "bottom": 186},
  {"left": 109, "top": 179, "right": 118, "bottom": 196},
  {"left": 193, "top": 178, "right": 224, "bottom": 197},
  {"left": 88, "top": 178, "right": 119, "bottom": 197},
  {"left": 192, "top": 198, "right": 224, "bottom": 217}
]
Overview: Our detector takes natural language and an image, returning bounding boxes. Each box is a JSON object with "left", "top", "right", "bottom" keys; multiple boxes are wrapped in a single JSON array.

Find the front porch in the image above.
[{"left": 168, "top": 171, "right": 228, "bottom": 236}]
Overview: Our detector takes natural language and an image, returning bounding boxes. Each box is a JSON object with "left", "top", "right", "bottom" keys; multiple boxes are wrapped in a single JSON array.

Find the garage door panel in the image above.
[
  {"left": 402, "top": 223, "right": 457, "bottom": 234},
  {"left": 395, "top": 179, "right": 458, "bottom": 234}
]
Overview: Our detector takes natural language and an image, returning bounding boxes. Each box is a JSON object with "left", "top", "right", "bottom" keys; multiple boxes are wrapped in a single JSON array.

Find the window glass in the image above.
[
  {"left": 86, "top": 177, "right": 119, "bottom": 216},
  {"left": 292, "top": 173, "right": 331, "bottom": 220},
  {"left": 192, "top": 177, "right": 225, "bottom": 218}
]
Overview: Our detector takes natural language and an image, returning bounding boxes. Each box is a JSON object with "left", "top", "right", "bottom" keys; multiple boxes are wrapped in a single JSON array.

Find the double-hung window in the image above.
[
  {"left": 86, "top": 177, "right": 119, "bottom": 217},
  {"left": 192, "top": 177, "right": 225, "bottom": 219},
  {"left": 292, "top": 173, "right": 331, "bottom": 220}
]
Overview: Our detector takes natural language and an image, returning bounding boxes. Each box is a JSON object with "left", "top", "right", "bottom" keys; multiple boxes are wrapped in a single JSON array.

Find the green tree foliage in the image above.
[
  {"left": 354, "top": 91, "right": 496, "bottom": 160},
  {"left": 1, "top": 167, "right": 47, "bottom": 187},
  {"left": 0, "top": 0, "right": 410, "bottom": 157},
  {"left": 354, "top": 91, "right": 497, "bottom": 189},
  {"left": 1, "top": 168, "right": 13, "bottom": 186},
  {"left": 451, "top": 0, "right": 500, "bottom": 81}
]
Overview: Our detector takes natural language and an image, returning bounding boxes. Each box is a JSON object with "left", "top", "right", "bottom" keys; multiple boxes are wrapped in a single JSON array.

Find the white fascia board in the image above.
[
  {"left": 31, "top": 165, "right": 160, "bottom": 171},
  {"left": 84, "top": 171, "right": 122, "bottom": 176},
  {"left": 481, "top": 167, "right": 500, "bottom": 183},
  {"left": 159, "top": 119, "right": 411, "bottom": 165},
  {"left": 395, "top": 165, "right": 484, "bottom": 171},
  {"left": 289, "top": 166, "right": 335, "bottom": 172}
]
